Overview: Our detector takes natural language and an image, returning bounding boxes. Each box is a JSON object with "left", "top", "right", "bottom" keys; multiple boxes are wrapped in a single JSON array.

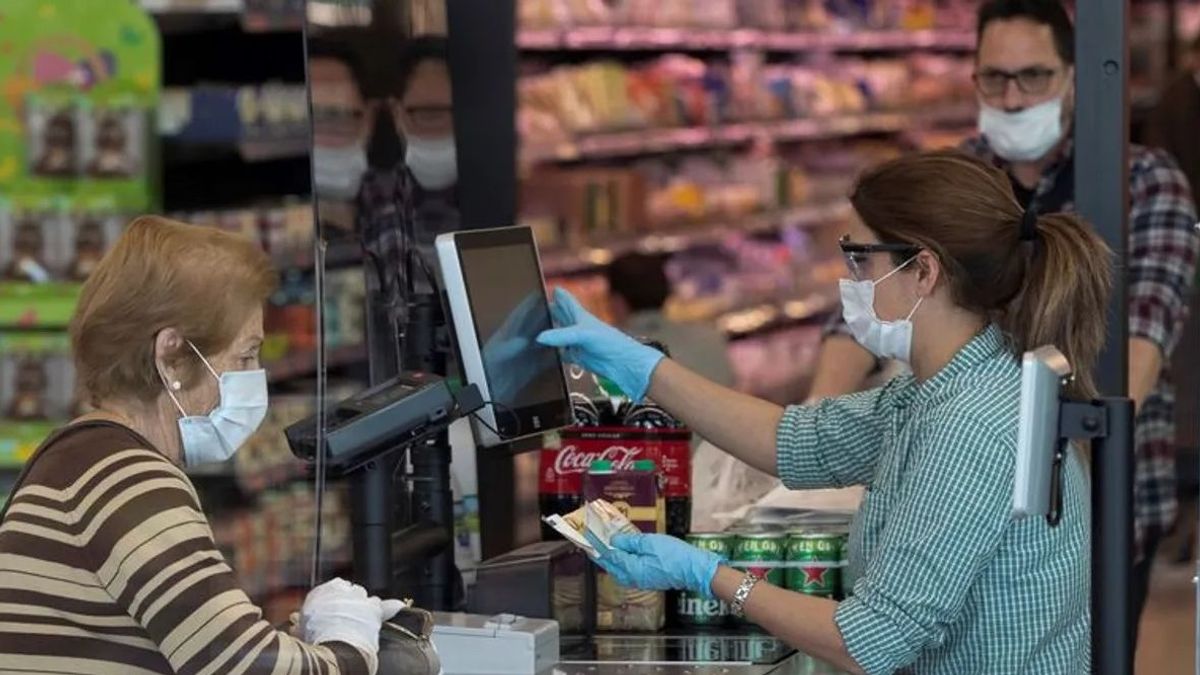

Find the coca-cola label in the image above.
[{"left": 539, "top": 428, "right": 691, "bottom": 497}]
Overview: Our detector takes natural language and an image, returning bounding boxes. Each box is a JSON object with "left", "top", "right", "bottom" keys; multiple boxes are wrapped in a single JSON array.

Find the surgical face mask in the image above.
[
  {"left": 978, "top": 95, "right": 1066, "bottom": 162},
  {"left": 313, "top": 144, "right": 368, "bottom": 199},
  {"left": 162, "top": 342, "right": 268, "bottom": 466},
  {"left": 838, "top": 256, "right": 923, "bottom": 363},
  {"left": 405, "top": 134, "right": 457, "bottom": 190}
]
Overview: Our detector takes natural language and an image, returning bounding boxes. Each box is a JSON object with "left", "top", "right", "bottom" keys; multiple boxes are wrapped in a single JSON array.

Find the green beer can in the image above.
[
  {"left": 678, "top": 533, "right": 734, "bottom": 626},
  {"left": 732, "top": 532, "right": 786, "bottom": 587},
  {"left": 785, "top": 530, "right": 843, "bottom": 597}
]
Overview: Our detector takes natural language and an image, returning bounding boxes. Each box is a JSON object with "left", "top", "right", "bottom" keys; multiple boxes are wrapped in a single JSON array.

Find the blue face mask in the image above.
[{"left": 163, "top": 341, "right": 268, "bottom": 466}]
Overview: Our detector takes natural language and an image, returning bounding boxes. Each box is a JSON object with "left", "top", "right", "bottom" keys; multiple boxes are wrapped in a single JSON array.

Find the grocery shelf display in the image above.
[{"left": 516, "top": 1, "right": 981, "bottom": 401}]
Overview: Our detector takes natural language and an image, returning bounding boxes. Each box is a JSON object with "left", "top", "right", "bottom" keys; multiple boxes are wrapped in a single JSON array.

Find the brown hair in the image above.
[
  {"left": 850, "top": 149, "right": 1112, "bottom": 399},
  {"left": 70, "top": 216, "right": 278, "bottom": 405}
]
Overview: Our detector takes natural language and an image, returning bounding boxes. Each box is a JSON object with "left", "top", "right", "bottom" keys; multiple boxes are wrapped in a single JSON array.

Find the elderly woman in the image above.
[{"left": 0, "top": 217, "right": 398, "bottom": 673}]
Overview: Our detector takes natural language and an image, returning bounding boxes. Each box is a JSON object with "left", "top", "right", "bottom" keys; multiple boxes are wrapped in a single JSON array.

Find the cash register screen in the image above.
[{"left": 447, "top": 227, "right": 569, "bottom": 442}]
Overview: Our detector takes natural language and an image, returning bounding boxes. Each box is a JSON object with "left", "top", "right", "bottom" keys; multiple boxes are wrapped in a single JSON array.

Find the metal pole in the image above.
[
  {"left": 1092, "top": 398, "right": 1136, "bottom": 674},
  {"left": 1075, "top": 4, "right": 1134, "bottom": 673},
  {"left": 1075, "top": 0, "right": 1131, "bottom": 395}
]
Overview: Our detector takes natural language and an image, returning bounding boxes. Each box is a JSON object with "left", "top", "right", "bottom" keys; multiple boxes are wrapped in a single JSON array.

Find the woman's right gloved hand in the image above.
[
  {"left": 587, "top": 531, "right": 723, "bottom": 599},
  {"left": 300, "top": 578, "right": 405, "bottom": 655},
  {"left": 537, "top": 288, "right": 666, "bottom": 402}
]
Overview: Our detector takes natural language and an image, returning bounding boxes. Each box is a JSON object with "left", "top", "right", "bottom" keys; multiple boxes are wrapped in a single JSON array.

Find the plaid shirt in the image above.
[
  {"left": 827, "top": 136, "right": 1200, "bottom": 556},
  {"left": 780, "top": 325, "right": 1090, "bottom": 674}
]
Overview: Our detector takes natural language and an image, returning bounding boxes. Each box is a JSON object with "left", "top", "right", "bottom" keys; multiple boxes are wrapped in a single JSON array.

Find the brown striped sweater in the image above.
[{"left": 0, "top": 421, "right": 375, "bottom": 674}]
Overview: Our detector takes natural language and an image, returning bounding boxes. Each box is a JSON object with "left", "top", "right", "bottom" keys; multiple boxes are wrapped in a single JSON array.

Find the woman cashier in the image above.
[{"left": 539, "top": 150, "right": 1110, "bottom": 674}]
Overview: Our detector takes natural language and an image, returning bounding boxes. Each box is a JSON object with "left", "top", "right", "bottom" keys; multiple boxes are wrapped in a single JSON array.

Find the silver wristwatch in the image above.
[{"left": 729, "top": 572, "right": 761, "bottom": 618}]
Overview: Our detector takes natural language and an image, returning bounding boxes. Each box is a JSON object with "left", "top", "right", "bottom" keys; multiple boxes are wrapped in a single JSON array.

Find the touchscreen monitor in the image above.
[{"left": 437, "top": 226, "right": 569, "bottom": 446}]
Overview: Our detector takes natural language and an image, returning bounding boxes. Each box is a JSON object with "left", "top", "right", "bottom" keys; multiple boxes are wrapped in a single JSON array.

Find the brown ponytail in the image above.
[{"left": 850, "top": 150, "right": 1113, "bottom": 399}]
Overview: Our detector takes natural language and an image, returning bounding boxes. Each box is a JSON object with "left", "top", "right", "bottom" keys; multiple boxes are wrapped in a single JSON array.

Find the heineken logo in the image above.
[
  {"left": 802, "top": 566, "right": 828, "bottom": 585},
  {"left": 678, "top": 595, "right": 726, "bottom": 616},
  {"left": 746, "top": 566, "right": 770, "bottom": 580}
]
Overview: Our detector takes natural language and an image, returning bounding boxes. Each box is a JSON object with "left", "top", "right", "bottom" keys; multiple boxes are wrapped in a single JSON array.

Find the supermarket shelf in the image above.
[
  {"left": 518, "top": 27, "right": 975, "bottom": 53},
  {"left": 142, "top": 0, "right": 303, "bottom": 32},
  {"left": 541, "top": 200, "right": 853, "bottom": 276},
  {"left": 266, "top": 343, "right": 366, "bottom": 383},
  {"left": 163, "top": 136, "right": 310, "bottom": 164},
  {"left": 522, "top": 105, "right": 977, "bottom": 164},
  {"left": 141, "top": 0, "right": 243, "bottom": 12}
]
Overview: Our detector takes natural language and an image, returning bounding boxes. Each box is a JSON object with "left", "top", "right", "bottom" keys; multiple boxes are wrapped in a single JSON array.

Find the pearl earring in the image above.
[{"left": 171, "top": 381, "right": 182, "bottom": 391}]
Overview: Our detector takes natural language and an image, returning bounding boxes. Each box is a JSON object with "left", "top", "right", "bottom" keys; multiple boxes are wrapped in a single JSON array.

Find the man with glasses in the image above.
[{"left": 809, "top": 0, "right": 1199, "bottom": 641}]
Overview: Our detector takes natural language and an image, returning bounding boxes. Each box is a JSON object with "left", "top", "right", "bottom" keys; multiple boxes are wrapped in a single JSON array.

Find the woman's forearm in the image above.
[
  {"left": 647, "top": 359, "right": 785, "bottom": 477},
  {"left": 711, "top": 567, "right": 864, "bottom": 675}
]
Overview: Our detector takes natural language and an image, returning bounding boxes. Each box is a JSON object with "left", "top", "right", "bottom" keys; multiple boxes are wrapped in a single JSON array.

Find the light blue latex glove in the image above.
[
  {"left": 536, "top": 288, "right": 666, "bottom": 402},
  {"left": 587, "top": 531, "right": 724, "bottom": 599}
]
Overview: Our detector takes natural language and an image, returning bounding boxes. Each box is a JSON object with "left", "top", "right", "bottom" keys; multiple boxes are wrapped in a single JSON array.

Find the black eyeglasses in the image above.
[
  {"left": 973, "top": 67, "right": 1061, "bottom": 97},
  {"left": 839, "top": 235, "right": 922, "bottom": 282}
]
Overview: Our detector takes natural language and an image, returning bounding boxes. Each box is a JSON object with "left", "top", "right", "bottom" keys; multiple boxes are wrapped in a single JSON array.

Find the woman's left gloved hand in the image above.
[
  {"left": 588, "top": 531, "right": 724, "bottom": 598},
  {"left": 300, "top": 578, "right": 406, "bottom": 655},
  {"left": 537, "top": 288, "right": 665, "bottom": 402}
]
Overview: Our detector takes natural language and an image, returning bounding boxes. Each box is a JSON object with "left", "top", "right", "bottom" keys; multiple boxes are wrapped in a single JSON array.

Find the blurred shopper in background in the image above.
[
  {"left": 1147, "top": 32, "right": 1200, "bottom": 195},
  {"left": 1146, "top": 31, "right": 1200, "bottom": 568},
  {"left": 606, "top": 252, "right": 735, "bottom": 388},
  {"left": 809, "top": 0, "right": 1200, "bottom": 642}
]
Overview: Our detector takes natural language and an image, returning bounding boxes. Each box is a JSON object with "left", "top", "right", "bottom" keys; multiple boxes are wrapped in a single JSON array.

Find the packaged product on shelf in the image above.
[
  {"left": 234, "top": 394, "right": 314, "bottom": 493},
  {"left": 1, "top": 210, "right": 61, "bottom": 283},
  {"left": 25, "top": 95, "right": 83, "bottom": 178},
  {"left": 63, "top": 209, "right": 123, "bottom": 282},
  {"left": 0, "top": 332, "right": 74, "bottom": 465},
  {"left": 216, "top": 208, "right": 262, "bottom": 245},
  {"left": 735, "top": 0, "right": 787, "bottom": 31},
  {"left": 84, "top": 104, "right": 145, "bottom": 179}
]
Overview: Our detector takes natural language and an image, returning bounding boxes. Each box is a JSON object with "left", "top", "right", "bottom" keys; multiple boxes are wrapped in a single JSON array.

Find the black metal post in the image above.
[
  {"left": 1075, "top": 0, "right": 1131, "bottom": 396},
  {"left": 350, "top": 458, "right": 397, "bottom": 596},
  {"left": 1091, "top": 397, "right": 1135, "bottom": 675},
  {"left": 1075, "top": 5, "right": 1134, "bottom": 673},
  {"left": 396, "top": 294, "right": 457, "bottom": 610}
]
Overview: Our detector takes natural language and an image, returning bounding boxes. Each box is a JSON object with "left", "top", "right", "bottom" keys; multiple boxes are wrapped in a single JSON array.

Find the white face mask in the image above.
[
  {"left": 162, "top": 342, "right": 268, "bottom": 466},
  {"left": 839, "top": 255, "right": 924, "bottom": 363},
  {"left": 405, "top": 134, "right": 457, "bottom": 190},
  {"left": 313, "top": 144, "right": 368, "bottom": 200},
  {"left": 978, "top": 94, "right": 1066, "bottom": 162}
]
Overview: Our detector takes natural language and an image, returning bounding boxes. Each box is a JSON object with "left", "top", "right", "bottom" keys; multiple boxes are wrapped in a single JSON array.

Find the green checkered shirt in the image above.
[{"left": 777, "top": 324, "right": 1089, "bottom": 674}]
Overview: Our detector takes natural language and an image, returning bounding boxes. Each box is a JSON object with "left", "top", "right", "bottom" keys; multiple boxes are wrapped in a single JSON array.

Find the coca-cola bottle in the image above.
[
  {"left": 538, "top": 444, "right": 583, "bottom": 540},
  {"left": 538, "top": 393, "right": 600, "bottom": 539}
]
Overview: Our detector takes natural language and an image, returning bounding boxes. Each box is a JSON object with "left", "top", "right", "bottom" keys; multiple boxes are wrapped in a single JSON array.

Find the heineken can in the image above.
[
  {"left": 785, "top": 531, "right": 843, "bottom": 597},
  {"left": 732, "top": 532, "right": 786, "bottom": 587},
  {"left": 677, "top": 533, "right": 734, "bottom": 626}
]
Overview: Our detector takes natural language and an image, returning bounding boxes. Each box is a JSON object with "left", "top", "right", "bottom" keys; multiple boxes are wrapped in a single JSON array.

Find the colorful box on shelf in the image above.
[
  {"left": 160, "top": 85, "right": 310, "bottom": 161},
  {"left": 0, "top": 283, "right": 83, "bottom": 328},
  {"left": 0, "top": 421, "right": 55, "bottom": 469}
]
